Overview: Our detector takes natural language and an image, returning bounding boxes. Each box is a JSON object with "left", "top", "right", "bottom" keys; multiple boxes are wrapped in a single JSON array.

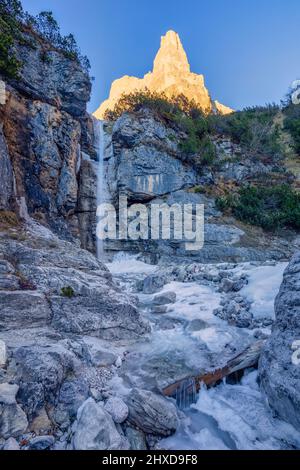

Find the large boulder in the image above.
[
  {"left": 259, "top": 252, "right": 300, "bottom": 430},
  {"left": 72, "top": 398, "right": 129, "bottom": 450},
  {"left": 126, "top": 388, "right": 179, "bottom": 436},
  {"left": 13, "top": 344, "right": 76, "bottom": 420},
  {"left": 50, "top": 293, "right": 148, "bottom": 340},
  {"left": 0, "top": 383, "right": 28, "bottom": 439}
]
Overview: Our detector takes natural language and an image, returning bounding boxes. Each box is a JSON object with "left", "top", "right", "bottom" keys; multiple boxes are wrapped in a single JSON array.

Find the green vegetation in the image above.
[
  {"left": 207, "top": 105, "right": 283, "bottom": 159},
  {"left": 105, "top": 90, "right": 216, "bottom": 165},
  {"left": 216, "top": 184, "right": 300, "bottom": 231},
  {"left": 61, "top": 286, "right": 75, "bottom": 298},
  {"left": 283, "top": 103, "right": 300, "bottom": 156},
  {"left": 0, "top": 0, "right": 91, "bottom": 79},
  {"left": 190, "top": 186, "right": 206, "bottom": 194},
  {"left": 105, "top": 88, "right": 300, "bottom": 174},
  {"left": 0, "top": 0, "right": 23, "bottom": 78}
]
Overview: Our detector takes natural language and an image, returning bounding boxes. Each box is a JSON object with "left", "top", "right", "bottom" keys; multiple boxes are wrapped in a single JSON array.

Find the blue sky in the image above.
[{"left": 22, "top": 0, "right": 300, "bottom": 113}]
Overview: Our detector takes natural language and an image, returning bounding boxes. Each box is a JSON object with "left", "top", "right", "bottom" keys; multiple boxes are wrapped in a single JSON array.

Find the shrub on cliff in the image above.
[
  {"left": 283, "top": 103, "right": 300, "bottom": 156},
  {"left": 105, "top": 90, "right": 216, "bottom": 165},
  {"left": 104, "top": 90, "right": 202, "bottom": 121},
  {"left": 208, "top": 105, "right": 283, "bottom": 159},
  {"left": 0, "top": 0, "right": 23, "bottom": 78},
  {"left": 0, "top": 0, "right": 91, "bottom": 77},
  {"left": 216, "top": 184, "right": 300, "bottom": 231}
]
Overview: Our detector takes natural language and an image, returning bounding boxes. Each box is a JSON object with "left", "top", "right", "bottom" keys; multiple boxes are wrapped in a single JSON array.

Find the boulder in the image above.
[
  {"left": 153, "top": 291, "right": 176, "bottom": 305},
  {"left": 72, "top": 398, "right": 129, "bottom": 450},
  {"left": 54, "top": 378, "right": 89, "bottom": 428},
  {"left": 50, "top": 294, "right": 149, "bottom": 340},
  {"left": 14, "top": 344, "right": 76, "bottom": 419},
  {"left": 104, "top": 397, "right": 129, "bottom": 424},
  {"left": 125, "top": 427, "right": 147, "bottom": 450},
  {"left": 143, "top": 274, "right": 167, "bottom": 294},
  {"left": 0, "top": 384, "right": 28, "bottom": 439},
  {"left": 29, "top": 435, "right": 55, "bottom": 450},
  {"left": 3, "top": 437, "right": 20, "bottom": 451},
  {"left": 82, "top": 337, "right": 118, "bottom": 367},
  {"left": 0, "top": 383, "right": 19, "bottom": 405},
  {"left": 126, "top": 388, "right": 179, "bottom": 436}
]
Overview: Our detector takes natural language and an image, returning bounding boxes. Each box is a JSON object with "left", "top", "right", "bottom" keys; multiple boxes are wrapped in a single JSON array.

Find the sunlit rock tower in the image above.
[{"left": 94, "top": 30, "right": 233, "bottom": 119}]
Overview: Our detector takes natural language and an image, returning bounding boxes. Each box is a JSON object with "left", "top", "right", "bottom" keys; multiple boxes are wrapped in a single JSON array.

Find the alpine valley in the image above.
[{"left": 1, "top": 0, "right": 300, "bottom": 451}]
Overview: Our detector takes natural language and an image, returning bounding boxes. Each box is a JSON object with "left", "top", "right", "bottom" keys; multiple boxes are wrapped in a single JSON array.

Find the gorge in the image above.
[{"left": 1, "top": 2, "right": 300, "bottom": 451}]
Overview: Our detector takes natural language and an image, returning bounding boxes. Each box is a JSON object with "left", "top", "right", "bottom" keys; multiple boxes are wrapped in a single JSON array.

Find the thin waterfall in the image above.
[
  {"left": 175, "top": 377, "right": 197, "bottom": 410},
  {"left": 94, "top": 119, "right": 105, "bottom": 259}
]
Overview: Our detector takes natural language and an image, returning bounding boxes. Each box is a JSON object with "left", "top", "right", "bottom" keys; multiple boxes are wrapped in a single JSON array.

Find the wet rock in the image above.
[
  {"left": 72, "top": 398, "right": 128, "bottom": 450},
  {"left": 29, "top": 435, "right": 55, "bottom": 450},
  {"left": 153, "top": 291, "right": 176, "bottom": 305},
  {"left": 187, "top": 319, "right": 208, "bottom": 332},
  {"left": 0, "top": 340, "right": 7, "bottom": 367},
  {"left": 143, "top": 274, "right": 166, "bottom": 294},
  {"left": 104, "top": 397, "right": 129, "bottom": 424},
  {"left": 126, "top": 388, "right": 179, "bottom": 436},
  {"left": 219, "top": 276, "right": 248, "bottom": 293},
  {"left": 125, "top": 427, "right": 147, "bottom": 450},
  {"left": 3, "top": 437, "right": 20, "bottom": 451},
  {"left": 259, "top": 252, "right": 300, "bottom": 431},
  {"left": 253, "top": 330, "right": 270, "bottom": 340},
  {"left": 151, "top": 305, "right": 168, "bottom": 314},
  {"left": 214, "top": 298, "right": 253, "bottom": 328}
]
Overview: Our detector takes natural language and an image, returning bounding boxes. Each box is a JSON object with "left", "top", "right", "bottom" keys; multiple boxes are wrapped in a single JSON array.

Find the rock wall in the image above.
[
  {"left": 0, "top": 27, "right": 96, "bottom": 240},
  {"left": 259, "top": 252, "right": 300, "bottom": 431},
  {"left": 85, "top": 107, "right": 297, "bottom": 263}
]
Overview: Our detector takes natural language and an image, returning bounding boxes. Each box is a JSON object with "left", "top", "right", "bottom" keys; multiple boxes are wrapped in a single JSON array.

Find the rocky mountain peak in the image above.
[
  {"left": 94, "top": 30, "right": 233, "bottom": 119},
  {"left": 153, "top": 30, "right": 190, "bottom": 75}
]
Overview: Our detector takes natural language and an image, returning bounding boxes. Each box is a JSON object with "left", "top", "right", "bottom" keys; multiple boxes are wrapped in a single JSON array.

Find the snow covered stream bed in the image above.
[{"left": 106, "top": 254, "right": 300, "bottom": 450}]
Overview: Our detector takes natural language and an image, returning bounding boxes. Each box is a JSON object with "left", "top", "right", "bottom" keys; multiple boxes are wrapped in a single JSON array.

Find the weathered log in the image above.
[{"left": 162, "top": 340, "right": 266, "bottom": 399}]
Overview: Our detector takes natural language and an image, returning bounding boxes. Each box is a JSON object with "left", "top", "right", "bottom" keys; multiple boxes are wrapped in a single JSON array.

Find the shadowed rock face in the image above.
[
  {"left": 94, "top": 30, "right": 233, "bottom": 119},
  {"left": 0, "top": 27, "right": 95, "bottom": 240},
  {"left": 259, "top": 252, "right": 300, "bottom": 430}
]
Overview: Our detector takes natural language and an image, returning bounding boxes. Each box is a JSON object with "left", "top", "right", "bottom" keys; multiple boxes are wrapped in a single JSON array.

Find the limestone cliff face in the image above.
[
  {"left": 94, "top": 30, "right": 233, "bottom": 119},
  {"left": 0, "top": 27, "right": 96, "bottom": 240}
]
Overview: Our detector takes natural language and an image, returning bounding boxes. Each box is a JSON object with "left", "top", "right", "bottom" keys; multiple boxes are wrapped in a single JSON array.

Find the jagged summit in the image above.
[{"left": 94, "top": 30, "right": 233, "bottom": 119}]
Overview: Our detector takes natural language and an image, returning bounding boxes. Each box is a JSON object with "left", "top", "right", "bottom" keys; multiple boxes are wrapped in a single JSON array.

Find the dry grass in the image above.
[{"left": 0, "top": 211, "right": 20, "bottom": 228}]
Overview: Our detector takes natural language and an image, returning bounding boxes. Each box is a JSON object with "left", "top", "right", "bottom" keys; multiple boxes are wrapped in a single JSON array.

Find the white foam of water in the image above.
[
  {"left": 162, "top": 370, "right": 300, "bottom": 450},
  {"left": 107, "top": 252, "right": 157, "bottom": 275},
  {"left": 160, "top": 281, "right": 221, "bottom": 322},
  {"left": 94, "top": 119, "right": 106, "bottom": 260},
  {"left": 240, "top": 263, "right": 287, "bottom": 319}
]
